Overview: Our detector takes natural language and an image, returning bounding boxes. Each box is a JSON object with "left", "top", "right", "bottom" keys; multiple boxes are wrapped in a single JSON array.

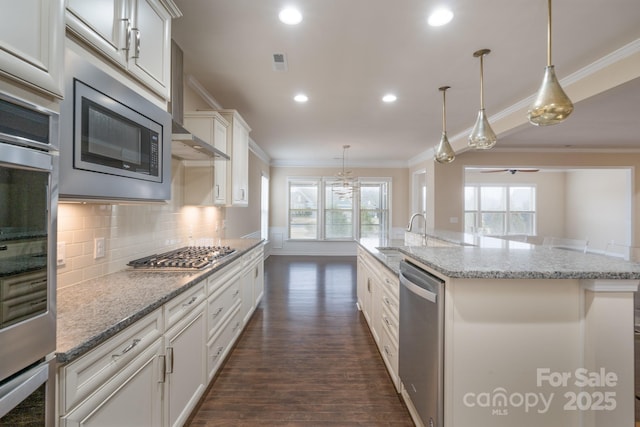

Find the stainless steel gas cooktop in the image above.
[{"left": 127, "top": 246, "right": 236, "bottom": 270}]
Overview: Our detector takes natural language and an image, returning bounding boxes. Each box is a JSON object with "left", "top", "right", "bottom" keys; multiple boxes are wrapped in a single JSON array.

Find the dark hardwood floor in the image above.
[{"left": 188, "top": 255, "right": 414, "bottom": 426}]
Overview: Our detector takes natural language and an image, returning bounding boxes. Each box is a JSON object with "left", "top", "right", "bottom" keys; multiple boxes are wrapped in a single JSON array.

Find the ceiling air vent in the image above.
[{"left": 272, "top": 53, "right": 288, "bottom": 72}]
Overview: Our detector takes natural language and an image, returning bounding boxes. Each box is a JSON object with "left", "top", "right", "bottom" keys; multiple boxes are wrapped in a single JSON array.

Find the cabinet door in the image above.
[
  {"left": 0, "top": 0, "right": 64, "bottom": 96},
  {"left": 164, "top": 303, "right": 206, "bottom": 427},
  {"left": 128, "top": 0, "right": 171, "bottom": 98},
  {"left": 241, "top": 267, "right": 254, "bottom": 325},
  {"left": 60, "top": 338, "right": 164, "bottom": 427},
  {"left": 66, "top": 0, "right": 128, "bottom": 66},
  {"left": 231, "top": 121, "right": 249, "bottom": 206},
  {"left": 213, "top": 118, "right": 228, "bottom": 205},
  {"left": 253, "top": 258, "right": 264, "bottom": 306}
]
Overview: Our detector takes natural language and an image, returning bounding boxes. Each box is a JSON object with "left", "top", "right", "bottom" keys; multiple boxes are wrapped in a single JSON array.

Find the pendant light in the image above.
[
  {"left": 434, "top": 86, "right": 455, "bottom": 164},
  {"left": 468, "top": 49, "right": 497, "bottom": 149},
  {"left": 527, "top": 0, "right": 573, "bottom": 126}
]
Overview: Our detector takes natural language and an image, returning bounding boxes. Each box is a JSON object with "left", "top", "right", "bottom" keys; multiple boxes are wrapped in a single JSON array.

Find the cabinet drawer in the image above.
[
  {"left": 381, "top": 291, "right": 399, "bottom": 322},
  {"left": 380, "top": 328, "right": 400, "bottom": 392},
  {"left": 206, "top": 305, "right": 242, "bottom": 380},
  {"left": 207, "top": 277, "right": 241, "bottom": 338},
  {"left": 207, "top": 260, "right": 242, "bottom": 296},
  {"left": 379, "top": 269, "right": 399, "bottom": 300},
  {"left": 242, "top": 245, "right": 263, "bottom": 267},
  {"left": 60, "top": 308, "right": 163, "bottom": 413},
  {"left": 164, "top": 281, "right": 206, "bottom": 329},
  {"left": 381, "top": 301, "right": 399, "bottom": 344}
]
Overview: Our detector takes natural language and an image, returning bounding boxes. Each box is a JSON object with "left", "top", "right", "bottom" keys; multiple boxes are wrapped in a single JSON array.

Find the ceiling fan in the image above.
[{"left": 480, "top": 169, "right": 540, "bottom": 175}]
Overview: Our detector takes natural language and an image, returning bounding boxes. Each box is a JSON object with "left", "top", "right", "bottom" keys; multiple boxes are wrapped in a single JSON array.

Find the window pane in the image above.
[
  {"left": 510, "top": 187, "right": 535, "bottom": 211},
  {"left": 464, "top": 212, "right": 476, "bottom": 233},
  {"left": 480, "top": 187, "right": 506, "bottom": 211},
  {"left": 480, "top": 212, "right": 505, "bottom": 235},
  {"left": 326, "top": 210, "right": 353, "bottom": 239},
  {"left": 360, "top": 186, "right": 380, "bottom": 209},
  {"left": 508, "top": 212, "right": 535, "bottom": 235},
  {"left": 464, "top": 186, "right": 477, "bottom": 210},
  {"left": 290, "top": 184, "right": 318, "bottom": 209},
  {"left": 289, "top": 211, "right": 317, "bottom": 239},
  {"left": 326, "top": 184, "right": 353, "bottom": 209}
]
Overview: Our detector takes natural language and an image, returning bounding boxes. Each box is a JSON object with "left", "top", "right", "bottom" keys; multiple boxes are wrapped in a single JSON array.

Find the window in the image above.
[
  {"left": 289, "top": 180, "right": 319, "bottom": 239},
  {"left": 359, "top": 180, "right": 389, "bottom": 240},
  {"left": 287, "top": 177, "right": 390, "bottom": 241},
  {"left": 465, "top": 184, "right": 536, "bottom": 236}
]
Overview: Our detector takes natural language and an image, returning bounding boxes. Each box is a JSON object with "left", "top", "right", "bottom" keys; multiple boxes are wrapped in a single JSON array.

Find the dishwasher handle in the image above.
[{"left": 400, "top": 272, "right": 438, "bottom": 303}]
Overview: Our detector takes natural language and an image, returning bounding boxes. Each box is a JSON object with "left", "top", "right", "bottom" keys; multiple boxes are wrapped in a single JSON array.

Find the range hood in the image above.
[
  {"left": 171, "top": 120, "right": 230, "bottom": 160},
  {"left": 170, "top": 40, "right": 229, "bottom": 161}
]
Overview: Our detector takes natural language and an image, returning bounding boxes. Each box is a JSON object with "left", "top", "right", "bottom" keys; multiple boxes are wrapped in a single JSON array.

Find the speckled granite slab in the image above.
[
  {"left": 359, "top": 234, "right": 640, "bottom": 280},
  {"left": 56, "top": 239, "right": 262, "bottom": 364}
]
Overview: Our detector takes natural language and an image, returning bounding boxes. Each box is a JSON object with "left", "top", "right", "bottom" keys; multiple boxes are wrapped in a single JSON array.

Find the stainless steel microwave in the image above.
[
  {"left": 60, "top": 50, "right": 171, "bottom": 202},
  {"left": 74, "top": 79, "right": 161, "bottom": 183}
]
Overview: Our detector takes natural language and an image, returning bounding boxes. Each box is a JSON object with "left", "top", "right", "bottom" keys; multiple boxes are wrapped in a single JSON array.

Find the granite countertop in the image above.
[
  {"left": 56, "top": 238, "right": 263, "bottom": 364},
  {"left": 359, "top": 232, "right": 640, "bottom": 280}
]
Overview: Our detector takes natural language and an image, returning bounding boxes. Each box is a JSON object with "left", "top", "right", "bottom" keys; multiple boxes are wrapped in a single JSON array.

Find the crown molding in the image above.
[
  {"left": 270, "top": 158, "right": 409, "bottom": 168},
  {"left": 185, "top": 74, "right": 223, "bottom": 109}
]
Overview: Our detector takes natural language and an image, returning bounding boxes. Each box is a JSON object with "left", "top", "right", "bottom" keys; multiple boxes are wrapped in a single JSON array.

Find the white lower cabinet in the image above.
[
  {"left": 357, "top": 246, "right": 401, "bottom": 391},
  {"left": 60, "top": 337, "right": 164, "bottom": 427},
  {"left": 59, "top": 308, "right": 164, "bottom": 426},
  {"left": 164, "top": 301, "right": 206, "bottom": 427},
  {"left": 58, "top": 247, "right": 265, "bottom": 426},
  {"left": 240, "top": 245, "right": 264, "bottom": 325},
  {"left": 206, "top": 304, "right": 242, "bottom": 380}
]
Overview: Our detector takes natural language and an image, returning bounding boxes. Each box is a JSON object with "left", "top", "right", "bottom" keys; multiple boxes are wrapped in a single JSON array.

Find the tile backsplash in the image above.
[{"left": 56, "top": 160, "right": 223, "bottom": 288}]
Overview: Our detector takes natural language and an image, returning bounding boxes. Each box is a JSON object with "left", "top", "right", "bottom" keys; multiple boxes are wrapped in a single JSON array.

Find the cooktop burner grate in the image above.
[{"left": 127, "top": 246, "right": 236, "bottom": 270}]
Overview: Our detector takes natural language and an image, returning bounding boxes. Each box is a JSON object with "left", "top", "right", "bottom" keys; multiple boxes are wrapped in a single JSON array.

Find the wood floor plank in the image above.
[{"left": 187, "top": 255, "right": 413, "bottom": 426}]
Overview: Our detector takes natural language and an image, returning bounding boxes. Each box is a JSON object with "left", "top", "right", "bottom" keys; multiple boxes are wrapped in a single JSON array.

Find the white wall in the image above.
[{"left": 564, "top": 169, "right": 631, "bottom": 252}]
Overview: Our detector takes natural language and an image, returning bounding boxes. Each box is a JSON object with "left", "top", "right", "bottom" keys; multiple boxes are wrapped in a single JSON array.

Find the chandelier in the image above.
[{"left": 332, "top": 145, "right": 357, "bottom": 200}]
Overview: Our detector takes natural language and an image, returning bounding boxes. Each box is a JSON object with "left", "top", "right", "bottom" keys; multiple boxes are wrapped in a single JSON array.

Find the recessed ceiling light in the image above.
[
  {"left": 428, "top": 8, "right": 454, "bottom": 27},
  {"left": 294, "top": 93, "right": 308, "bottom": 103},
  {"left": 279, "top": 7, "right": 303, "bottom": 25},
  {"left": 382, "top": 94, "right": 397, "bottom": 103}
]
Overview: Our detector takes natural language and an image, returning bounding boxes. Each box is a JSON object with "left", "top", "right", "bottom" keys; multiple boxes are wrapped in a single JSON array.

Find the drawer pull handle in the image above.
[
  {"left": 182, "top": 296, "right": 198, "bottom": 307},
  {"left": 212, "top": 307, "right": 224, "bottom": 317},
  {"left": 384, "top": 345, "right": 392, "bottom": 357},
  {"left": 232, "top": 322, "right": 241, "bottom": 332},
  {"left": 384, "top": 317, "right": 391, "bottom": 327},
  {"left": 113, "top": 338, "right": 140, "bottom": 359},
  {"left": 232, "top": 290, "right": 240, "bottom": 298},
  {"left": 213, "top": 345, "right": 224, "bottom": 359}
]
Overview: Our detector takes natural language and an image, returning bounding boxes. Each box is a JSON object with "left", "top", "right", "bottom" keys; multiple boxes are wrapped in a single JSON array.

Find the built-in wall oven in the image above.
[{"left": 0, "top": 91, "right": 58, "bottom": 426}]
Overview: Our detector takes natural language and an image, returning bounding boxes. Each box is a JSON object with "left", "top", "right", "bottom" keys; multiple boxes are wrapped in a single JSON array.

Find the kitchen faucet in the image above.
[{"left": 407, "top": 213, "right": 427, "bottom": 244}]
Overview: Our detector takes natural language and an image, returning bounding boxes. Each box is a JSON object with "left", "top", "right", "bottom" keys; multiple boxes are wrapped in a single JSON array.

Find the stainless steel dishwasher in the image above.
[{"left": 399, "top": 260, "right": 444, "bottom": 427}]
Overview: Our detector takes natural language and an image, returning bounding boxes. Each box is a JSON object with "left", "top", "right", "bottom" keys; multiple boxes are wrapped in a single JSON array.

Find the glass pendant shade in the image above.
[
  {"left": 434, "top": 86, "right": 455, "bottom": 164},
  {"left": 528, "top": 65, "right": 573, "bottom": 126},
  {"left": 468, "top": 49, "right": 497, "bottom": 149},
  {"left": 527, "top": 0, "right": 573, "bottom": 126},
  {"left": 435, "top": 132, "right": 455, "bottom": 163},
  {"left": 469, "top": 109, "right": 497, "bottom": 149}
]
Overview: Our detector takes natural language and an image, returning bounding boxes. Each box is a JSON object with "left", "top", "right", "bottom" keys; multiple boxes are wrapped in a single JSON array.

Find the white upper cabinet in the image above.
[
  {"left": 217, "top": 109, "right": 251, "bottom": 207},
  {"left": 183, "top": 111, "right": 229, "bottom": 206},
  {"left": 66, "top": 0, "right": 180, "bottom": 99},
  {"left": 0, "top": 0, "right": 64, "bottom": 97}
]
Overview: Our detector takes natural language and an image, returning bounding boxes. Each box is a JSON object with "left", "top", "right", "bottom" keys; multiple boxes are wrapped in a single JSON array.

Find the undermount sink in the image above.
[{"left": 376, "top": 247, "right": 403, "bottom": 259}]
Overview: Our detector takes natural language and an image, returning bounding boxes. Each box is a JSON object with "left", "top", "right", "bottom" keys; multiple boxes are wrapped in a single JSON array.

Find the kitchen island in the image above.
[{"left": 358, "top": 233, "right": 640, "bottom": 427}]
